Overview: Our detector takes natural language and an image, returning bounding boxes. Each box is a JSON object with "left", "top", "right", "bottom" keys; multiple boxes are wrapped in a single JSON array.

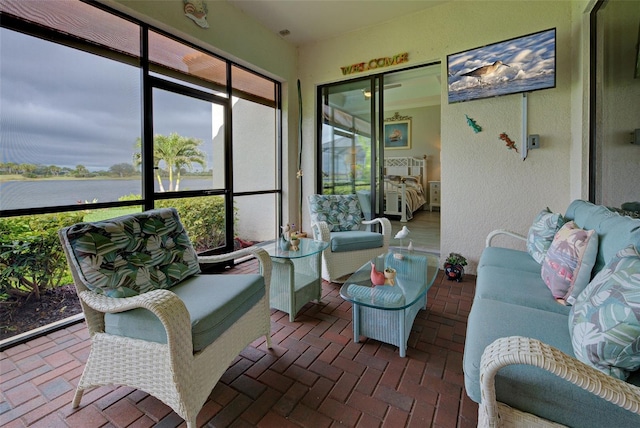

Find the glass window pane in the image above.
[
  {"left": 0, "top": 28, "right": 141, "bottom": 210},
  {"left": 235, "top": 194, "right": 278, "bottom": 243},
  {"left": 155, "top": 196, "right": 227, "bottom": 252},
  {"left": 232, "top": 99, "right": 277, "bottom": 192},
  {"left": 151, "top": 89, "right": 225, "bottom": 192}
]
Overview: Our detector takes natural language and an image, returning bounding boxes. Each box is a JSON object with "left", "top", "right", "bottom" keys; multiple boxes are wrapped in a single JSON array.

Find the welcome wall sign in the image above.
[{"left": 340, "top": 52, "right": 409, "bottom": 75}]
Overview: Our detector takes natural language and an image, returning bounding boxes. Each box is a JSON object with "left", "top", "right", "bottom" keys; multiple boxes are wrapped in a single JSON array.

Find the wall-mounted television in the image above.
[{"left": 447, "top": 28, "right": 556, "bottom": 104}]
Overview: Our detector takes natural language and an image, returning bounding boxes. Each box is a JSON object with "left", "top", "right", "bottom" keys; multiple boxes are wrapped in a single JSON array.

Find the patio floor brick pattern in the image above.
[{"left": 1, "top": 259, "right": 478, "bottom": 427}]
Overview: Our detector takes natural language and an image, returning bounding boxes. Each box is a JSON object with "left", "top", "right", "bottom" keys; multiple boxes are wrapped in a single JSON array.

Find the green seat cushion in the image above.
[
  {"left": 464, "top": 299, "right": 640, "bottom": 427},
  {"left": 478, "top": 247, "right": 542, "bottom": 274},
  {"left": 104, "top": 273, "right": 264, "bottom": 352},
  {"left": 475, "top": 265, "right": 570, "bottom": 315},
  {"left": 330, "top": 231, "right": 383, "bottom": 252}
]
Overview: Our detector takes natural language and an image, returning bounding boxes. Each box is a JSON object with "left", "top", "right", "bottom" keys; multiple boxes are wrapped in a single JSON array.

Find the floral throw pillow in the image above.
[
  {"left": 527, "top": 207, "right": 565, "bottom": 264},
  {"left": 66, "top": 208, "right": 200, "bottom": 297},
  {"left": 569, "top": 245, "right": 640, "bottom": 379},
  {"left": 541, "top": 221, "right": 598, "bottom": 304},
  {"left": 308, "top": 194, "right": 363, "bottom": 232}
]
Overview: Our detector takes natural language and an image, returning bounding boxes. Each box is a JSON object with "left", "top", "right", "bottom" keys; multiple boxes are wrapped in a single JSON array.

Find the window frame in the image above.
[{"left": 0, "top": 1, "right": 282, "bottom": 254}]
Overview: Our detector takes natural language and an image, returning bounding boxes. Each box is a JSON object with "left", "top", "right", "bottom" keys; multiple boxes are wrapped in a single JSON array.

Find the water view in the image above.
[{"left": 0, "top": 178, "right": 214, "bottom": 210}]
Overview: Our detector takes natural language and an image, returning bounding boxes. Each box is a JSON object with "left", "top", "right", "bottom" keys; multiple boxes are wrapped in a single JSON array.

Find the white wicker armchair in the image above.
[
  {"left": 479, "top": 336, "right": 640, "bottom": 427},
  {"left": 58, "top": 209, "right": 272, "bottom": 428},
  {"left": 308, "top": 194, "right": 391, "bottom": 282}
]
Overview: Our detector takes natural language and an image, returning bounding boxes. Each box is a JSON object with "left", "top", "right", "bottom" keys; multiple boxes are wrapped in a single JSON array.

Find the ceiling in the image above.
[
  {"left": 225, "top": 0, "right": 449, "bottom": 47},
  {"left": 225, "top": 0, "right": 446, "bottom": 113}
]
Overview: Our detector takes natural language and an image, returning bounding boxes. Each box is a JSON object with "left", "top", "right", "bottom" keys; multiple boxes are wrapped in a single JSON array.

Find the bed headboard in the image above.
[{"left": 383, "top": 155, "right": 428, "bottom": 190}]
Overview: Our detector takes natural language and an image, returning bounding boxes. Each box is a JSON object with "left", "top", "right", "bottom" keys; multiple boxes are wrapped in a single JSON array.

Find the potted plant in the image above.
[{"left": 444, "top": 252, "right": 467, "bottom": 282}]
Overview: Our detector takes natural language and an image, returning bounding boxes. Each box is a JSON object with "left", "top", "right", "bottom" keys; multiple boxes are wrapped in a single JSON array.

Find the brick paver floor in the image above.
[{"left": 1, "top": 261, "right": 478, "bottom": 427}]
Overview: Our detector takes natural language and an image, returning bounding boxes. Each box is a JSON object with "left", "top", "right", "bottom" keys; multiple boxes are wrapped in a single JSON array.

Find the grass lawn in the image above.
[{"left": 83, "top": 207, "right": 141, "bottom": 222}]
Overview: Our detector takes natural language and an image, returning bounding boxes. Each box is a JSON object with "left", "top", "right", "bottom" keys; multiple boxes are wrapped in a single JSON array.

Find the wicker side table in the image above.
[
  {"left": 258, "top": 238, "right": 328, "bottom": 322},
  {"left": 341, "top": 250, "right": 439, "bottom": 357}
]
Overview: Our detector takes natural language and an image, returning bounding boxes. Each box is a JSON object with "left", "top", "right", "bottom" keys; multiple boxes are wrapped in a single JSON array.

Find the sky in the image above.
[{"left": 0, "top": 27, "right": 219, "bottom": 172}]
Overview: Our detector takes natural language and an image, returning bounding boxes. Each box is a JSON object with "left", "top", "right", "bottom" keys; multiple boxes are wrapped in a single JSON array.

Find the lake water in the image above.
[{"left": 0, "top": 178, "right": 214, "bottom": 211}]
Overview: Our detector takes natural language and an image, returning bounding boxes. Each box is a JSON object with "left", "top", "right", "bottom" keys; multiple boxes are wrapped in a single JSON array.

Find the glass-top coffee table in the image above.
[
  {"left": 340, "top": 249, "right": 439, "bottom": 357},
  {"left": 258, "top": 238, "right": 329, "bottom": 322}
]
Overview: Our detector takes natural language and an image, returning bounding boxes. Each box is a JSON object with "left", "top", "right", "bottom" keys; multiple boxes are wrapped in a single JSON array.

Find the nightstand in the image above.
[{"left": 429, "top": 181, "right": 440, "bottom": 211}]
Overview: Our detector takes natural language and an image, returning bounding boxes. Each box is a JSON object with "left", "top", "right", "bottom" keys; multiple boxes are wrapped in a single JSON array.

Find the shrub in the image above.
[
  {"left": 156, "top": 196, "right": 232, "bottom": 252},
  {"left": 0, "top": 212, "right": 84, "bottom": 300}
]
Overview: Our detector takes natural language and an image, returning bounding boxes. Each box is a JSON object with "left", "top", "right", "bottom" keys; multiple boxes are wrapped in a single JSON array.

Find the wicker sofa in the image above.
[
  {"left": 58, "top": 208, "right": 272, "bottom": 428},
  {"left": 464, "top": 200, "right": 640, "bottom": 426}
]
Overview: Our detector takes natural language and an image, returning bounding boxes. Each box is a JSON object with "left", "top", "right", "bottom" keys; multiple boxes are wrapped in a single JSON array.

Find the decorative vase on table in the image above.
[{"left": 370, "top": 263, "right": 385, "bottom": 286}]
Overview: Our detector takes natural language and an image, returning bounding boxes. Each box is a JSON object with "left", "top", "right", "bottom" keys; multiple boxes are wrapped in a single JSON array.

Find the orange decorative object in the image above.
[
  {"left": 498, "top": 132, "right": 519, "bottom": 153},
  {"left": 370, "top": 263, "right": 386, "bottom": 286}
]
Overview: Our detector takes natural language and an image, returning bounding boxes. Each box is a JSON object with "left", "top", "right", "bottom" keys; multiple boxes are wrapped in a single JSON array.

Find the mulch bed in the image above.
[{"left": 0, "top": 284, "right": 82, "bottom": 341}]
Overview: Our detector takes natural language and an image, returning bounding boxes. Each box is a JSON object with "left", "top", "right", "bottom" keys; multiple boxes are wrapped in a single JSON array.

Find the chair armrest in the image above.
[
  {"left": 485, "top": 229, "right": 527, "bottom": 247},
  {"left": 310, "top": 221, "right": 331, "bottom": 243},
  {"left": 479, "top": 336, "right": 640, "bottom": 425},
  {"left": 79, "top": 288, "right": 193, "bottom": 358},
  {"left": 362, "top": 217, "right": 392, "bottom": 245},
  {"left": 198, "top": 246, "right": 272, "bottom": 295}
]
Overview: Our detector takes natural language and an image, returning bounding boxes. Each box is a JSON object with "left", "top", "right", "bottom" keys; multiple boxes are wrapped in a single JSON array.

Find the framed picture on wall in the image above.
[{"left": 384, "top": 117, "right": 411, "bottom": 149}]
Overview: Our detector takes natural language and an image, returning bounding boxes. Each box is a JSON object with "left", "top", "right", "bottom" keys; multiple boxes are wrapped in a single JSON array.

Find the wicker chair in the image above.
[
  {"left": 479, "top": 336, "right": 640, "bottom": 427},
  {"left": 58, "top": 208, "right": 272, "bottom": 428},
  {"left": 308, "top": 194, "right": 391, "bottom": 282}
]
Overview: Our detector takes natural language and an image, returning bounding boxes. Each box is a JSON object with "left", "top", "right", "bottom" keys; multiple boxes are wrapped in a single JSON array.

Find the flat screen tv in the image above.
[{"left": 447, "top": 28, "right": 556, "bottom": 104}]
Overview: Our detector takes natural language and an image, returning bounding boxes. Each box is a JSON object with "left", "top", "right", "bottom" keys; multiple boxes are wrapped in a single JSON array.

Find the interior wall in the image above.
[
  {"left": 298, "top": 0, "right": 580, "bottom": 273},
  {"left": 383, "top": 105, "right": 441, "bottom": 183}
]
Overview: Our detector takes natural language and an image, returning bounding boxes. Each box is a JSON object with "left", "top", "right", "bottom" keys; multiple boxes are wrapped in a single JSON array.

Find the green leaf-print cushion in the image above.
[
  {"left": 527, "top": 207, "right": 565, "bottom": 264},
  {"left": 65, "top": 208, "right": 200, "bottom": 297},
  {"left": 308, "top": 194, "right": 363, "bottom": 232},
  {"left": 569, "top": 245, "right": 640, "bottom": 379}
]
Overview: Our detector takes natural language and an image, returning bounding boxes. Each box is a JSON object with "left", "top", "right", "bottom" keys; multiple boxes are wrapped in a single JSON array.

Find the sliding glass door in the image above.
[{"left": 318, "top": 77, "right": 379, "bottom": 220}]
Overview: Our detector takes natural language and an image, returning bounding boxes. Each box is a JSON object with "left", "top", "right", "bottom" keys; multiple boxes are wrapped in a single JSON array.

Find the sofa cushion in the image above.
[
  {"left": 308, "top": 194, "right": 363, "bottom": 232},
  {"left": 65, "top": 208, "right": 200, "bottom": 297},
  {"left": 475, "top": 265, "right": 570, "bottom": 315},
  {"left": 464, "top": 298, "right": 640, "bottom": 427},
  {"left": 564, "top": 200, "right": 640, "bottom": 274},
  {"left": 330, "top": 231, "right": 383, "bottom": 252},
  {"left": 478, "top": 247, "right": 541, "bottom": 274},
  {"left": 105, "top": 273, "right": 265, "bottom": 352},
  {"left": 569, "top": 245, "right": 640, "bottom": 379},
  {"left": 527, "top": 207, "right": 565, "bottom": 264},
  {"left": 541, "top": 221, "right": 598, "bottom": 304}
]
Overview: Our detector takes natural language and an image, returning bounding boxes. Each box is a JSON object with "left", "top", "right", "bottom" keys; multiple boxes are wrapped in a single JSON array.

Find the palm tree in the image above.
[{"left": 134, "top": 133, "right": 207, "bottom": 192}]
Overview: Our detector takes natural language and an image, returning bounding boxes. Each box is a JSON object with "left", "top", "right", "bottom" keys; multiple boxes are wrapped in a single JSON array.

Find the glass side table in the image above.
[
  {"left": 340, "top": 249, "right": 439, "bottom": 357},
  {"left": 257, "top": 238, "right": 329, "bottom": 322}
]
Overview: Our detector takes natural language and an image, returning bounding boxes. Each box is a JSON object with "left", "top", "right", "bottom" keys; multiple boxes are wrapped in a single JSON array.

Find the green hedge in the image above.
[
  {"left": 0, "top": 196, "right": 229, "bottom": 301},
  {"left": 0, "top": 212, "right": 84, "bottom": 300},
  {"left": 156, "top": 196, "right": 230, "bottom": 252}
]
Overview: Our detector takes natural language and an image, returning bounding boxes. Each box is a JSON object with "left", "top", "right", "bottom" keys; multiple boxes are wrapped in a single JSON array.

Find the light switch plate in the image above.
[{"left": 527, "top": 134, "right": 540, "bottom": 149}]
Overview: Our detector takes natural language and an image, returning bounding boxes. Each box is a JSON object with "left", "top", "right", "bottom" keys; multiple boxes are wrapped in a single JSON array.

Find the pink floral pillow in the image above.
[{"left": 541, "top": 221, "right": 599, "bottom": 305}]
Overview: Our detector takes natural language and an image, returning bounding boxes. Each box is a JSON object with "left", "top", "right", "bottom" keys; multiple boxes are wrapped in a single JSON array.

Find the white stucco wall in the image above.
[{"left": 298, "top": 0, "right": 586, "bottom": 273}]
